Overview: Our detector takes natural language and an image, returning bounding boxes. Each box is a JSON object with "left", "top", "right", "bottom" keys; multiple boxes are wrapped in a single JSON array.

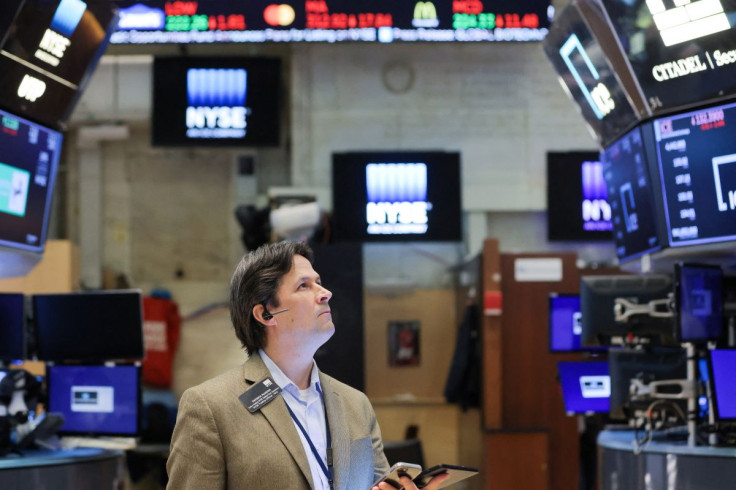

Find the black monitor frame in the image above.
[
  {"left": 674, "top": 263, "right": 724, "bottom": 344},
  {"left": 0, "top": 292, "right": 26, "bottom": 361}
]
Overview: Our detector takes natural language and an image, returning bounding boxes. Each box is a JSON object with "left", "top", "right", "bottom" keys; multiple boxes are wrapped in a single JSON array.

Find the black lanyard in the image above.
[{"left": 284, "top": 384, "right": 334, "bottom": 490}]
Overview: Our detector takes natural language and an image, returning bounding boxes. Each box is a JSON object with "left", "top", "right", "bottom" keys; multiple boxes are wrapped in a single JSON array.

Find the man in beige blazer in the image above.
[{"left": 167, "top": 242, "right": 448, "bottom": 490}]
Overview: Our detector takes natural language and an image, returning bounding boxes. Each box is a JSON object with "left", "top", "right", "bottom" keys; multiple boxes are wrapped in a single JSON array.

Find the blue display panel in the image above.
[
  {"left": 47, "top": 364, "right": 140, "bottom": 436},
  {"left": 710, "top": 349, "right": 736, "bottom": 421},
  {"left": 332, "top": 152, "right": 461, "bottom": 242},
  {"left": 601, "top": 125, "right": 662, "bottom": 262},
  {"left": 0, "top": 108, "right": 61, "bottom": 253},
  {"left": 0, "top": 293, "right": 24, "bottom": 360},
  {"left": 110, "top": 0, "right": 551, "bottom": 44},
  {"left": 152, "top": 57, "right": 281, "bottom": 147},
  {"left": 601, "top": 0, "right": 736, "bottom": 115},
  {"left": 652, "top": 100, "right": 736, "bottom": 247},
  {"left": 675, "top": 263, "right": 723, "bottom": 342},
  {"left": 557, "top": 360, "right": 611, "bottom": 414},
  {"left": 542, "top": 1, "right": 640, "bottom": 146},
  {"left": 549, "top": 294, "right": 607, "bottom": 352}
]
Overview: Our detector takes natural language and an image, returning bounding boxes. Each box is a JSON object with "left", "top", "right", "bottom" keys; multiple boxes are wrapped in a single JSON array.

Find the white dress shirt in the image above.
[{"left": 259, "top": 349, "right": 330, "bottom": 490}]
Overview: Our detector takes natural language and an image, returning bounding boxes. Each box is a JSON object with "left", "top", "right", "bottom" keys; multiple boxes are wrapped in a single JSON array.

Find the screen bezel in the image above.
[
  {"left": 33, "top": 290, "right": 144, "bottom": 362},
  {"left": 548, "top": 293, "right": 607, "bottom": 353},
  {"left": 707, "top": 349, "right": 736, "bottom": 422},
  {"left": 556, "top": 360, "right": 611, "bottom": 415},
  {"left": 46, "top": 362, "right": 142, "bottom": 437},
  {"left": 674, "top": 263, "right": 724, "bottom": 343}
]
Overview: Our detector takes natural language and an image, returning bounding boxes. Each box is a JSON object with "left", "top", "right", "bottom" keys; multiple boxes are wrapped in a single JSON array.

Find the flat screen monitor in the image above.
[
  {"left": 332, "top": 151, "right": 462, "bottom": 242},
  {"left": 652, "top": 99, "right": 736, "bottom": 247},
  {"left": 708, "top": 349, "right": 736, "bottom": 421},
  {"left": 547, "top": 152, "right": 613, "bottom": 242},
  {"left": 557, "top": 360, "right": 611, "bottom": 414},
  {"left": 600, "top": 0, "right": 736, "bottom": 115},
  {"left": 542, "top": 1, "right": 640, "bottom": 146},
  {"left": 549, "top": 294, "right": 607, "bottom": 352},
  {"left": 109, "top": 0, "right": 551, "bottom": 44},
  {"left": 33, "top": 290, "right": 144, "bottom": 362},
  {"left": 0, "top": 108, "right": 62, "bottom": 253},
  {"left": 601, "top": 124, "right": 663, "bottom": 262},
  {"left": 675, "top": 263, "right": 723, "bottom": 343},
  {"left": 152, "top": 56, "right": 281, "bottom": 147},
  {"left": 0, "top": 0, "right": 119, "bottom": 129},
  {"left": 580, "top": 274, "right": 674, "bottom": 347},
  {"left": 0, "top": 293, "right": 24, "bottom": 360},
  {"left": 47, "top": 364, "right": 141, "bottom": 436},
  {"left": 608, "top": 347, "right": 687, "bottom": 420}
]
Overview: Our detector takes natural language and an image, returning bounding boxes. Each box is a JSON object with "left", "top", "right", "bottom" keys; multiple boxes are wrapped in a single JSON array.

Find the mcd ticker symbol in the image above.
[
  {"left": 452, "top": 0, "right": 483, "bottom": 15},
  {"left": 264, "top": 4, "right": 295, "bottom": 26}
]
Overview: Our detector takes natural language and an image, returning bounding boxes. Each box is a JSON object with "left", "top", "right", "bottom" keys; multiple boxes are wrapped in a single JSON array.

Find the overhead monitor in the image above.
[
  {"left": 709, "top": 349, "right": 736, "bottom": 421},
  {"left": 557, "top": 360, "right": 611, "bottom": 414},
  {"left": 580, "top": 274, "right": 674, "bottom": 347},
  {"left": 542, "top": 1, "right": 640, "bottom": 146},
  {"left": 674, "top": 263, "right": 723, "bottom": 343},
  {"left": 0, "top": 0, "right": 119, "bottom": 129},
  {"left": 608, "top": 347, "right": 687, "bottom": 420},
  {"left": 332, "top": 151, "right": 462, "bottom": 242},
  {"left": 152, "top": 57, "right": 281, "bottom": 147},
  {"left": 110, "top": 0, "right": 551, "bottom": 44},
  {"left": 0, "top": 293, "right": 25, "bottom": 361},
  {"left": 549, "top": 294, "right": 607, "bottom": 352},
  {"left": 547, "top": 151, "right": 613, "bottom": 242},
  {"left": 652, "top": 99, "right": 736, "bottom": 247},
  {"left": 601, "top": 123, "right": 663, "bottom": 262},
  {"left": 600, "top": 0, "right": 736, "bottom": 114},
  {"left": 0, "top": 108, "right": 62, "bottom": 254},
  {"left": 33, "top": 290, "right": 144, "bottom": 362},
  {"left": 47, "top": 364, "right": 141, "bottom": 436}
]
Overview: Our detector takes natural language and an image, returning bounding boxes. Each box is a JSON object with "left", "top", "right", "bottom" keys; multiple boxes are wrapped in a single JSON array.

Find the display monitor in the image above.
[
  {"left": 608, "top": 347, "right": 687, "bottom": 420},
  {"left": 708, "top": 349, "right": 736, "bottom": 421},
  {"left": 652, "top": 99, "right": 736, "bottom": 247},
  {"left": 152, "top": 56, "right": 281, "bottom": 147},
  {"left": 542, "top": 1, "right": 640, "bottom": 146},
  {"left": 580, "top": 274, "right": 674, "bottom": 347},
  {"left": 0, "top": 293, "right": 24, "bottom": 360},
  {"left": 601, "top": 124, "right": 663, "bottom": 262},
  {"left": 33, "top": 290, "right": 144, "bottom": 362},
  {"left": 674, "top": 263, "right": 723, "bottom": 343},
  {"left": 0, "top": 0, "right": 119, "bottom": 129},
  {"left": 0, "top": 108, "right": 62, "bottom": 253},
  {"left": 547, "top": 152, "right": 613, "bottom": 241},
  {"left": 332, "top": 152, "right": 462, "bottom": 242},
  {"left": 600, "top": 0, "right": 736, "bottom": 115},
  {"left": 549, "top": 294, "right": 607, "bottom": 352},
  {"left": 557, "top": 360, "right": 611, "bottom": 414},
  {"left": 47, "top": 363, "right": 141, "bottom": 436},
  {"left": 109, "top": 0, "right": 551, "bottom": 44}
]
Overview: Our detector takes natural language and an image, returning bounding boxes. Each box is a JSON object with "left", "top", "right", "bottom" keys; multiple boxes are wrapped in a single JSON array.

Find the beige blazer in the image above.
[{"left": 166, "top": 352, "right": 390, "bottom": 489}]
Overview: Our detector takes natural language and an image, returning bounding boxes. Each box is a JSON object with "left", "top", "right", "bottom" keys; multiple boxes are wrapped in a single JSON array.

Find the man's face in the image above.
[{"left": 270, "top": 254, "right": 334, "bottom": 349}]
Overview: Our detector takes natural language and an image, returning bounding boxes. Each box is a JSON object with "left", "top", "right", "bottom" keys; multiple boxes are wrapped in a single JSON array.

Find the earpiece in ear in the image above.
[{"left": 262, "top": 311, "right": 274, "bottom": 320}]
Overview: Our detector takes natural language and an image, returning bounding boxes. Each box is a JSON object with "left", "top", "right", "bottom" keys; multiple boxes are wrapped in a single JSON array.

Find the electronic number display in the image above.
[
  {"left": 601, "top": 124, "right": 662, "bottom": 261},
  {"left": 110, "top": 0, "right": 551, "bottom": 44},
  {"left": 653, "top": 100, "right": 736, "bottom": 247}
]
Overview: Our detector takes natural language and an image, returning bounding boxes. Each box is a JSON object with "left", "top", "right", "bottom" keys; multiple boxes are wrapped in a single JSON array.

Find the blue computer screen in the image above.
[
  {"left": 676, "top": 264, "right": 723, "bottom": 342},
  {"left": 549, "top": 294, "right": 606, "bottom": 352},
  {"left": 557, "top": 361, "right": 610, "bottom": 414},
  {"left": 48, "top": 364, "right": 140, "bottom": 436},
  {"left": 710, "top": 349, "right": 736, "bottom": 421}
]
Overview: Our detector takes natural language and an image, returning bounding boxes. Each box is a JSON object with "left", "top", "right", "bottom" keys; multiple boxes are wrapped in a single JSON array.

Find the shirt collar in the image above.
[{"left": 259, "top": 348, "right": 321, "bottom": 395}]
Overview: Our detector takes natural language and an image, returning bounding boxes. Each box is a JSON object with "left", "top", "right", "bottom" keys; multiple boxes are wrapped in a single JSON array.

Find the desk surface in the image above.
[
  {"left": 0, "top": 447, "right": 123, "bottom": 470},
  {"left": 598, "top": 429, "right": 736, "bottom": 458}
]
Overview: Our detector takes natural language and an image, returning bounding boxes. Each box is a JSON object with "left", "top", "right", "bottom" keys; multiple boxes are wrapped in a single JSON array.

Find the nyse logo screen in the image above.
[
  {"left": 581, "top": 161, "right": 612, "bottom": 231},
  {"left": 186, "top": 68, "right": 249, "bottom": 139},
  {"left": 365, "top": 163, "right": 431, "bottom": 235},
  {"left": 35, "top": 0, "right": 87, "bottom": 68}
]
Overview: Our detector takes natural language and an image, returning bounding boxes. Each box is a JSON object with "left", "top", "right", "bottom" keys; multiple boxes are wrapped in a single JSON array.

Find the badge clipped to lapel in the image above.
[{"left": 240, "top": 377, "right": 282, "bottom": 413}]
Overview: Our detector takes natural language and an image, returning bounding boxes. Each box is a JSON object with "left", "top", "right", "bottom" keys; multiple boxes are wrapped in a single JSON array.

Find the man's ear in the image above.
[{"left": 252, "top": 304, "right": 275, "bottom": 325}]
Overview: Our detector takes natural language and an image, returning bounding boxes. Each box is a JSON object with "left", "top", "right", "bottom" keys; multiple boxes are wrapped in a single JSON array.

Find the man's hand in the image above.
[{"left": 372, "top": 472, "right": 451, "bottom": 490}]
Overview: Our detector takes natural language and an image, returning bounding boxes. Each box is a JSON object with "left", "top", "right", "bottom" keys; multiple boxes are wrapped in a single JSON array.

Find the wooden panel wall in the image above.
[
  {"left": 481, "top": 239, "right": 502, "bottom": 428},
  {"left": 485, "top": 431, "right": 549, "bottom": 490}
]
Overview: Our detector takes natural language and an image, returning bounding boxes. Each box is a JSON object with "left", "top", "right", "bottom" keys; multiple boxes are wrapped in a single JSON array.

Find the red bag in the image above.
[{"left": 142, "top": 295, "right": 181, "bottom": 388}]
